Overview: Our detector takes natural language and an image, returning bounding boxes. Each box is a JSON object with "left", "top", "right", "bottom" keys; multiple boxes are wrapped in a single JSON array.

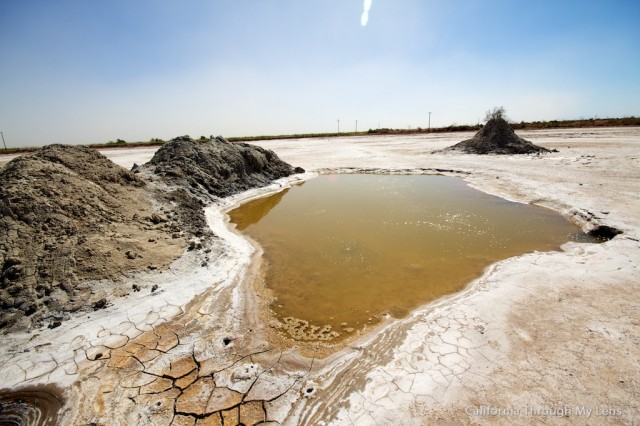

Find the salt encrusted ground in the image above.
[{"left": 0, "top": 127, "right": 639, "bottom": 425}]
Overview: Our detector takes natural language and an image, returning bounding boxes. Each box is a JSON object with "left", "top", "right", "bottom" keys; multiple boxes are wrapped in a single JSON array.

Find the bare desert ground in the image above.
[{"left": 1, "top": 127, "right": 639, "bottom": 425}]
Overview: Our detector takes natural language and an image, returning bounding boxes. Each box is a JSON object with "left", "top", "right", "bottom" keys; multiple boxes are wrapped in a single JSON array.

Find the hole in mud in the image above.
[
  {"left": 0, "top": 385, "right": 65, "bottom": 426},
  {"left": 587, "top": 225, "right": 622, "bottom": 241},
  {"left": 222, "top": 337, "right": 233, "bottom": 346},
  {"left": 229, "top": 174, "right": 603, "bottom": 343},
  {"left": 303, "top": 386, "right": 317, "bottom": 398}
]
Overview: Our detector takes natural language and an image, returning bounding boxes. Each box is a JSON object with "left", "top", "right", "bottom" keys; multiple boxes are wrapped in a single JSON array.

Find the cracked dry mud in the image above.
[
  {"left": 64, "top": 304, "right": 315, "bottom": 425},
  {"left": 1, "top": 127, "right": 639, "bottom": 425}
]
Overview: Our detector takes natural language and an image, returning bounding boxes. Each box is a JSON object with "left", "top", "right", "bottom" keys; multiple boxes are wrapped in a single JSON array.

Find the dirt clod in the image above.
[{"left": 93, "top": 299, "right": 107, "bottom": 310}]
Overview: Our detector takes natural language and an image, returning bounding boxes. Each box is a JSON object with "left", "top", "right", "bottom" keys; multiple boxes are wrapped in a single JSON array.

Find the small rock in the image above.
[
  {"left": 268, "top": 320, "right": 281, "bottom": 329},
  {"left": 93, "top": 298, "right": 107, "bottom": 310},
  {"left": 151, "top": 284, "right": 158, "bottom": 293},
  {"left": 25, "top": 303, "right": 37, "bottom": 316},
  {"left": 48, "top": 321, "right": 62, "bottom": 329},
  {"left": 3, "top": 266, "right": 22, "bottom": 281},
  {"left": 2, "top": 257, "right": 22, "bottom": 269},
  {"left": 151, "top": 213, "right": 168, "bottom": 224},
  {"left": 125, "top": 250, "right": 137, "bottom": 259}
]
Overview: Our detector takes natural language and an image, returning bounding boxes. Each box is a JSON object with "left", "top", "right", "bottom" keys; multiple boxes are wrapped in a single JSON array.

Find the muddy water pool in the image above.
[{"left": 229, "top": 174, "right": 598, "bottom": 342}]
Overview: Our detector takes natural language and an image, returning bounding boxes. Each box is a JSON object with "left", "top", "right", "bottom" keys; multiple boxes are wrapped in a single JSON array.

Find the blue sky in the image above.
[{"left": 1, "top": 0, "right": 639, "bottom": 147}]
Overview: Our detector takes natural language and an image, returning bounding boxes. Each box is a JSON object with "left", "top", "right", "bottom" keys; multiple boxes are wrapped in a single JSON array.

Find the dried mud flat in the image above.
[{"left": 1, "top": 127, "right": 639, "bottom": 425}]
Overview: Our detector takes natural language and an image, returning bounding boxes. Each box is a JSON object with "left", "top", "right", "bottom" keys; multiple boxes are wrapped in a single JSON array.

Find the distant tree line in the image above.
[{"left": 2, "top": 116, "right": 638, "bottom": 155}]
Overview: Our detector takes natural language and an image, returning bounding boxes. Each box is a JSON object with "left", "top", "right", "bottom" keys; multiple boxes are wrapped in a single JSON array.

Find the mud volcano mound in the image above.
[
  {"left": 0, "top": 145, "right": 186, "bottom": 332},
  {"left": 0, "top": 138, "right": 302, "bottom": 333},
  {"left": 145, "top": 136, "right": 304, "bottom": 200},
  {"left": 0, "top": 385, "right": 64, "bottom": 426},
  {"left": 445, "top": 118, "right": 551, "bottom": 154}
]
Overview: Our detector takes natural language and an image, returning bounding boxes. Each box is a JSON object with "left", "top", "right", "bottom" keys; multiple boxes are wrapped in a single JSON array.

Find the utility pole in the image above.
[
  {"left": 1, "top": 132, "right": 6, "bottom": 150},
  {"left": 337, "top": 119, "right": 340, "bottom": 133},
  {"left": 428, "top": 112, "right": 432, "bottom": 131},
  {"left": 355, "top": 120, "right": 358, "bottom": 133}
]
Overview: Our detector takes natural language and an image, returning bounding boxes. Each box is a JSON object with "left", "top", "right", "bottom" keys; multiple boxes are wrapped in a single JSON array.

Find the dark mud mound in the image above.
[
  {"left": 0, "top": 138, "right": 302, "bottom": 333},
  {"left": 31, "top": 143, "right": 143, "bottom": 186},
  {"left": 145, "top": 136, "right": 304, "bottom": 200},
  {"left": 444, "top": 118, "right": 551, "bottom": 154},
  {"left": 0, "top": 145, "right": 186, "bottom": 333}
]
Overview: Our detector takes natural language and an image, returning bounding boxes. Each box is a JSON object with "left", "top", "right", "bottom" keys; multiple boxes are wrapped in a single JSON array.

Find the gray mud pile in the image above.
[
  {"left": 0, "top": 145, "right": 187, "bottom": 332},
  {"left": 144, "top": 135, "right": 303, "bottom": 200},
  {"left": 0, "top": 138, "right": 302, "bottom": 333},
  {"left": 140, "top": 135, "right": 303, "bottom": 248},
  {"left": 444, "top": 118, "right": 551, "bottom": 154}
]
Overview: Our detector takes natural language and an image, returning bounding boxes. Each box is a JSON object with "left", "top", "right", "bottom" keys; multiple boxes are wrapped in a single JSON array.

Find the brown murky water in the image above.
[{"left": 229, "top": 174, "right": 598, "bottom": 342}]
